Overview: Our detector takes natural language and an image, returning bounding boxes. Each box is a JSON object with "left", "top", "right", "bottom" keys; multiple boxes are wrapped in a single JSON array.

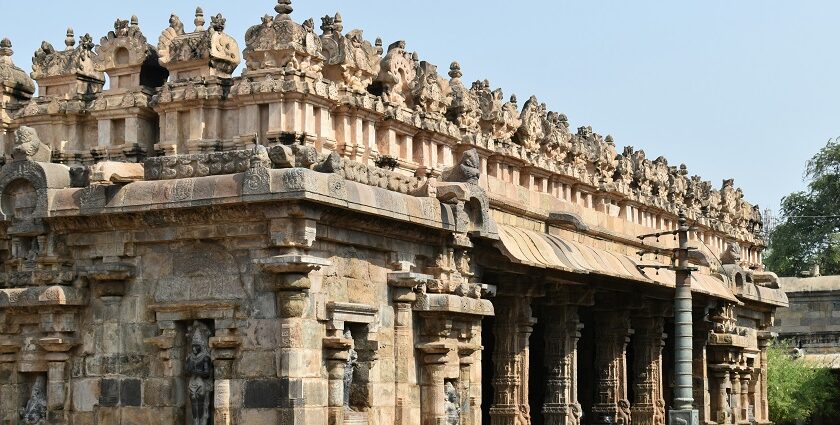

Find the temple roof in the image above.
[{"left": 0, "top": 38, "right": 35, "bottom": 97}]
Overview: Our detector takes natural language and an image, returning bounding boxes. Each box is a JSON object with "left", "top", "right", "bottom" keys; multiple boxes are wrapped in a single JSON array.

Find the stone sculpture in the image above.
[
  {"left": 243, "top": 0, "right": 324, "bottom": 76},
  {"left": 444, "top": 381, "right": 460, "bottom": 425},
  {"left": 441, "top": 149, "right": 481, "bottom": 185},
  {"left": 21, "top": 375, "right": 46, "bottom": 425},
  {"left": 186, "top": 321, "right": 213, "bottom": 425},
  {"left": 12, "top": 126, "right": 51, "bottom": 162},
  {"left": 343, "top": 329, "right": 357, "bottom": 409}
]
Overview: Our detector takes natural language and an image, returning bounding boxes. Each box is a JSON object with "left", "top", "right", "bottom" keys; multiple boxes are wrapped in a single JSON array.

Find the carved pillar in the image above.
[
  {"left": 323, "top": 335, "right": 352, "bottom": 425},
  {"left": 489, "top": 296, "right": 535, "bottom": 425},
  {"left": 755, "top": 332, "right": 771, "bottom": 424},
  {"left": 210, "top": 327, "right": 241, "bottom": 425},
  {"left": 542, "top": 305, "right": 582, "bottom": 425},
  {"left": 738, "top": 368, "right": 751, "bottom": 424},
  {"left": 710, "top": 366, "right": 732, "bottom": 424},
  {"left": 730, "top": 370, "right": 741, "bottom": 423},
  {"left": 419, "top": 344, "right": 449, "bottom": 425},
  {"left": 389, "top": 268, "right": 430, "bottom": 425},
  {"left": 591, "top": 309, "right": 632, "bottom": 425},
  {"left": 631, "top": 316, "right": 666, "bottom": 425},
  {"left": 459, "top": 347, "right": 478, "bottom": 425}
]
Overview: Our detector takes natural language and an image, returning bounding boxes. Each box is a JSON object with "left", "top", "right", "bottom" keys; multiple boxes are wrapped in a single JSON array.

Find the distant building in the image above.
[{"left": 775, "top": 275, "right": 840, "bottom": 368}]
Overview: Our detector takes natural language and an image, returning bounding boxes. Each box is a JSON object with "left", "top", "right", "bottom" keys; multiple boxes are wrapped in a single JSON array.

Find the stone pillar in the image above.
[
  {"left": 389, "top": 268, "right": 428, "bottom": 425},
  {"left": 711, "top": 366, "right": 732, "bottom": 424},
  {"left": 489, "top": 296, "right": 535, "bottom": 425},
  {"left": 419, "top": 345, "right": 449, "bottom": 425},
  {"left": 323, "top": 335, "right": 352, "bottom": 425},
  {"left": 458, "top": 349, "right": 481, "bottom": 425},
  {"left": 542, "top": 305, "right": 582, "bottom": 425},
  {"left": 756, "top": 333, "right": 771, "bottom": 424},
  {"left": 210, "top": 327, "right": 241, "bottom": 425},
  {"left": 591, "top": 309, "right": 632, "bottom": 425},
  {"left": 738, "top": 368, "right": 751, "bottom": 424},
  {"left": 730, "top": 370, "right": 741, "bottom": 423},
  {"left": 46, "top": 360, "right": 66, "bottom": 411},
  {"left": 631, "top": 316, "right": 666, "bottom": 425}
]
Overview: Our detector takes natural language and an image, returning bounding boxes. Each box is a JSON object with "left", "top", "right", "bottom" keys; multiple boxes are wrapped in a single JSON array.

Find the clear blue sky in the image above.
[{"left": 3, "top": 1, "right": 838, "bottom": 214}]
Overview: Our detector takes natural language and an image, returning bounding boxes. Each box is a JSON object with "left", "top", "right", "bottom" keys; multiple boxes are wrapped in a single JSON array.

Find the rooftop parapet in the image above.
[
  {"left": 30, "top": 28, "right": 104, "bottom": 98},
  {"left": 93, "top": 16, "right": 168, "bottom": 92},
  {"left": 243, "top": 0, "right": 324, "bottom": 78},
  {"left": 157, "top": 7, "right": 241, "bottom": 81},
  {"left": 0, "top": 38, "right": 35, "bottom": 101},
  {"left": 319, "top": 13, "right": 382, "bottom": 93}
]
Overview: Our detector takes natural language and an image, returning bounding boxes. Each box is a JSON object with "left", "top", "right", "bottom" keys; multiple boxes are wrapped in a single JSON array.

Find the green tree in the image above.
[
  {"left": 767, "top": 343, "right": 839, "bottom": 424},
  {"left": 765, "top": 138, "right": 840, "bottom": 276}
]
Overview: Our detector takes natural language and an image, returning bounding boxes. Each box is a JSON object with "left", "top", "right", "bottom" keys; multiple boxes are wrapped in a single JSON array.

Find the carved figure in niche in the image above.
[
  {"left": 186, "top": 321, "right": 213, "bottom": 425},
  {"left": 343, "top": 329, "right": 358, "bottom": 409},
  {"left": 444, "top": 381, "right": 460, "bottom": 425},
  {"left": 21, "top": 375, "right": 46, "bottom": 425}
]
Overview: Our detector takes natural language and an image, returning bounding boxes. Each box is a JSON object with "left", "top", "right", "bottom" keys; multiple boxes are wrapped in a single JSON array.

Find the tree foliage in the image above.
[
  {"left": 765, "top": 138, "right": 840, "bottom": 276},
  {"left": 767, "top": 343, "right": 839, "bottom": 424}
]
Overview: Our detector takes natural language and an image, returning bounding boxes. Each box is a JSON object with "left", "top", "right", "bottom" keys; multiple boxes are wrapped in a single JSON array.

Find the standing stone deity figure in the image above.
[
  {"left": 444, "top": 381, "right": 461, "bottom": 425},
  {"left": 343, "top": 329, "right": 358, "bottom": 409},
  {"left": 21, "top": 375, "right": 46, "bottom": 425},
  {"left": 186, "top": 321, "right": 213, "bottom": 425}
]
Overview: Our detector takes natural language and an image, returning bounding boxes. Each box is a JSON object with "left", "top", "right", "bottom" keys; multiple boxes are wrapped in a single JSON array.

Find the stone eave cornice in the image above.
[{"left": 43, "top": 168, "right": 459, "bottom": 234}]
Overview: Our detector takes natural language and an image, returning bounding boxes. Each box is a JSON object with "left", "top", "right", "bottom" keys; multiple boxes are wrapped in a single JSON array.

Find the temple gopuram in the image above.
[{"left": 0, "top": 2, "right": 787, "bottom": 424}]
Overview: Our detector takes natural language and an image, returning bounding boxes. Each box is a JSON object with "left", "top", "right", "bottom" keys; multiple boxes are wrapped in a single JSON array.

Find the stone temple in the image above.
[{"left": 0, "top": 2, "right": 787, "bottom": 424}]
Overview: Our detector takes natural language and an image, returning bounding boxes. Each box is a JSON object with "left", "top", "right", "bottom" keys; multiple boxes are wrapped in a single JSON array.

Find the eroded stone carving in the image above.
[
  {"left": 411, "top": 61, "right": 451, "bottom": 115},
  {"left": 31, "top": 29, "right": 101, "bottom": 82},
  {"left": 441, "top": 149, "right": 480, "bottom": 185},
  {"left": 444, "top": 380, "right": 460, "bottom": 425},
  {"left": 186, "top": 321, "right": 213, "bottom": 425},
  {"left": 374, "top": 40, "right": 415, "bottom": 106},
  {"left": 473, "top": 80, "right": 521, "bottom": 141},
  {"left": 93, "top": 16, "right": 168, "bottom": 88},
  {"left": 157, "top": 10, "right": 240, "bottom": 80},
  {"left": 320, "top": 13, "right": 381, "bottom": 92},
  {"left": 12, "top": 127, "right": 51, "bottom": 162},
  {"left": 21, "top": 375, "right": 46, "bottom": 425},
  {"left": 446, "top": 62, "right": 480, "bottom": 133},
  {"left": 244, "top": 1, "right": 324, "bottom": 76},
  {"left": 0, "top": 38, "right": 36, "bottom": 97},
  {"left": 343, "top": 329, "right": 357, "bottom": 409}
]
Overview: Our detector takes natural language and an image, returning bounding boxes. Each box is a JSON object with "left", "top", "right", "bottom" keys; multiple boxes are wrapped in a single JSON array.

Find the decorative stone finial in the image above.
[
  {"left": 374, "top": 37, "right": 383, "bottom": 55},
  {"left": 449, "top": 61, "right": 462, "bottom": 80},
  {"left": 605, "top": 135, "right": 615, "bottom": 146},
  {"left": 333, "top": 12, "right": 343, "bottom": 33},
  {"left": 65, "top": 28, "right": 75, "bottom": 50},
  {"left": 169, "top": 13, "right": 185, "bottom": 35},
  {"left": 275, "top": 0, "right": 293, "bottom": 17},
  {"left": 210, "top": 14, "right": 226, "bottom": 32},
  {"left": 79, "top": 33, "right": 94, "bottom": 51},
  {"left": 194, "top": 7, "right": 205, "bottom": 31},
  {"left": 0, "top": 38, "right": 12, "bottom": 57},
  {"left": 130, "top": 15, "right": 139, "bottom": 28}
]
